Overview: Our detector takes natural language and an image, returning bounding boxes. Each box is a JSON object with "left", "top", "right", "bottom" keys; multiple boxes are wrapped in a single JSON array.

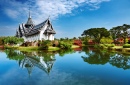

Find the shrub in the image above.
[
  {"left": 73, "top": 39, "right": 82, "bottom": 46},
  {"left": 0, "top": 37, "right": 5, "bottom": 45},
  {"left": 106, "top": 44, "right": 115, "bottom": 50},
  {"left": 4, "top": 36, "right": 24, "bottom": 45},
  {"left": 107, "top": 46, "right": 113, "bottom": 50},
  {"left": 58, "top": 41, "right": 72, "bottom": 49},
  {"left": 21, "top": 42, "right": 32, "bottom": 47},
  {"left": 39, "top": 40, "right": 51, "bottom": 50},
  {"left": 39, "top": 40, "right": 52, "bottom": 50},
  {"left": 38, "top": 46, "right": 48, "bottom": 50},
  {"left": 106, "top": 44, "right": 115, "bottom": 47},
  {"left": 100, "top": 44, "right": 115, "bottom": 48},
  {"left": 128, "top": 40, "right": 130, "bottom": 44},
  {"left": 123, "top": 44, "right": 130, "bottom": 48},
  {"left": 99, "top": 44, "right": 106, "bottom": 49},
  {"left": 94, "top": 44, "right": 101, "bottom": 49},
  {"left": 52, "top": 40, "right": 59, "bottom": 47},
  {"left": 100, "top": 37, "right": 113, "bottom": 44}
]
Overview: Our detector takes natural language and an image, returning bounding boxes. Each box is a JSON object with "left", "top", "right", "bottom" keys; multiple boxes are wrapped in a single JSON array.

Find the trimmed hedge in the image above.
[
  {"left": 123, "top": 44, "right": 130, "bottom": 48},
  {"left": 99, "top": 44, "right": 115, "bottom": 49},
  {"left": 106, "top": 44, "right": 115, "bottom": 47}
]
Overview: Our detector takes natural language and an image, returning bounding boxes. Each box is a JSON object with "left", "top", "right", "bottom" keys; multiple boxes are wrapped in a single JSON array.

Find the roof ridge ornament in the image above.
[
  {"left": 25, "top": 5, "right": 34, "bottom": 26},
  {"left": 48, "top": 15, "right": 50, "bottom": 20},
  {"left": 29, "top": 9, "right": 31, "bottom": 18},
  {"left": 29, "top": 1, "right": 31, "bottom": 18}
]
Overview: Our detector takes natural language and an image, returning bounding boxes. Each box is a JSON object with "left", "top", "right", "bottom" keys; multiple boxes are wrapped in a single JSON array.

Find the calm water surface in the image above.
[{"left": 0, "top": 48, "right": 130, "bottom": 85}]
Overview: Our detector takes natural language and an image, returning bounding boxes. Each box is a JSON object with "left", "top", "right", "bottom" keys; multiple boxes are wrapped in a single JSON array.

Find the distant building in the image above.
[{"left": 16, "top": 12, "right": 56, "bottom": 42}]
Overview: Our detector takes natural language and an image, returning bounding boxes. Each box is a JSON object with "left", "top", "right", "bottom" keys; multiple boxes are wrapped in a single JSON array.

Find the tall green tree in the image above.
[
  {"left": 121, "top": 24, "right": 130, "bottom": 44},
  {"left": 82, "top": 28, "right": 110, "bottom": 44},
  {"left": 109, "top": 26, "right": 120, "bottom": 43},
  {"left": 110, "top": 24, "right": 130, "bottom": 44}
]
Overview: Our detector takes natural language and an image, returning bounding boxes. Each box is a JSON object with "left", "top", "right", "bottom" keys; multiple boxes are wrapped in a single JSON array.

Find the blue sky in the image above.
[{"left": 0, "top": 0, "right": 130, "bottom": 38}]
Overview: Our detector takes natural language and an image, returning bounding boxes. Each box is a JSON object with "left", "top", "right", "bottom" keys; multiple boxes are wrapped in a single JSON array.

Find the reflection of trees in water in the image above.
[
  {"left": 58, "top": 49, "right": 75, "bottom": 57},
  {"left": 5, "top": 49, "right": 24, "bottom": 60},
  {"left": 109, "top": 54, "right": 130, "bottom": 70},
  {"left": 82, "top": 47, "right": 130, "bottom": 69},
  {"left": 82, "top": 49, "right": 111, "bottom": 65}
]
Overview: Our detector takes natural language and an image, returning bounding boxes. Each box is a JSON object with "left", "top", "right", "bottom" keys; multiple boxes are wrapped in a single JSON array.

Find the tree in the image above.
[
  {"left": 82, "top": 36, "right": 91, "bottom": 45},
  {"left": 110, "top": 24, "right": 130, "bottom": 44},
  {"left": 100, "top": 36, "right": 113, "bottom": 44},
  {"left": 82, "top": 28, "right": 110, "bottom": 44},
  {"left": 73, "top": 37, "right": 77, "bottom": 40},
  {"left": 109, "top": 27, "right": 120, "bottom": 44},
  {"left": 121, "top": 24, "right": 130, "bottom": 44}
]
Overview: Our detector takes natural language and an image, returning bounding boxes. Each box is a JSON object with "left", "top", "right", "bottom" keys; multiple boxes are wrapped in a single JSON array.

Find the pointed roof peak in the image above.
[
  {"left": 26, "top": 18, "right": 34, "bottom": 26},
  {"left": 29, "top": 10, "right": 31, "bottom": 18},
  {"left": 28, "top": 2, "right": 31, "bottom": 18},
  {"left": 48, "top": 15, "right": 50, "bottom": 19},
  {"left": 46, "top": 15, "right": 50, "bottom": 21},
  {"left": 26, "top": 10, "right": 34, "bottom": 26}
]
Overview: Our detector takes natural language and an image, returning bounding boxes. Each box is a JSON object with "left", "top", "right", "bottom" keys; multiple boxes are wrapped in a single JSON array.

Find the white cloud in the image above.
[
  {"left": 1, "top": 0, "right": 110, "bottom": 24},
  {"left": 5, "top": 9, "right": 19, "bottom": 18}
]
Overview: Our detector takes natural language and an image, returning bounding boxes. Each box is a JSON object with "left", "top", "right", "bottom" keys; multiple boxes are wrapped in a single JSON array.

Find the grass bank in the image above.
[
  {"left": 72, "top": 45, "right": 80, "bottom": 48},
  {"left": 48, "top": 46, "right": 60, "bottom": 51},
  {"left": 18, "top": 46, "right": 39, "bottom": 51},
  {"left": 4, "top": 45, "right": 80, "bottom": 51},
  {"left": 99, "top": 44, "right": 130, "bottom": 54},
  {"left": 85, "top": 44, "right": 130, "bottom": 54}
]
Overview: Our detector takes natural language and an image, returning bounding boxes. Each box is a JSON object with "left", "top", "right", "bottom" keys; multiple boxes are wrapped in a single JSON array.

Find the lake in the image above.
[{"left": 0, "top": 47, "right": 130, "bottom": 85}]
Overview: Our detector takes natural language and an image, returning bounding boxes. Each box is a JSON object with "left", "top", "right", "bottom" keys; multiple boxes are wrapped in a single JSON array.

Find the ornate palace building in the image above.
[{"left": 16, "top": 13, "right": 56, "bottom": 42}]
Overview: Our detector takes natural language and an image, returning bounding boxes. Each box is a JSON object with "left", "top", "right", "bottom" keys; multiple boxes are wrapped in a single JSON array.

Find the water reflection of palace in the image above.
[
  {"left": 19, "top": 55, "right": 56, "bottom": 75},
  {"left": 4, "top": 49, "right": 56, "bottom": 76},
  {"left": 19, "top": 53, "right": 56, "bottom": 75},
  {"left": 5, "top": 49, "right": 76, "bottom": 76}
]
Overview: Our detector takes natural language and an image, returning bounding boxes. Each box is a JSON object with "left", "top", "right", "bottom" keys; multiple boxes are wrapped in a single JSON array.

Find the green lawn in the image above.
[
  {"left": 4, "top": 45, "right": 80, "bottom": 51},
  {"left": 72, "top": 45, "right": 80, "bottom": 48},
  {"left": 18, "top": 46, "right": 39, "bottom": 51}
]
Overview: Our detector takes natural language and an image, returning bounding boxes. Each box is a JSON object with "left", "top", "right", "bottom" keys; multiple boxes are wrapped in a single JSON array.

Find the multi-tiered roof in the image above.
[{"left": 16, "top": 13, "right": 56, "bottom": 37}]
